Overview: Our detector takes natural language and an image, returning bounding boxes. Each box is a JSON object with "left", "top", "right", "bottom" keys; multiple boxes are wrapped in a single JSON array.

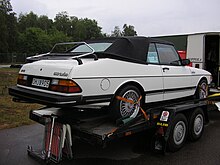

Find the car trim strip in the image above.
[
  {"left": 83, "top": 94, "right": 113, "bottom": 103},
  {"left": 145, "top": 86, "right": 196, "bottom": 96},
  {"left": 72, "top": 74, "right": 210, "bottom": 80}
]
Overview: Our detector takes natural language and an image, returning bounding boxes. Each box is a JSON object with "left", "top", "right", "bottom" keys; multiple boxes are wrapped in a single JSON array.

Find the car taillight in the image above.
[
  {"left": 50, "top": 79, "right": 82, "bottom": 93},
  {"left": 17, "top": 74, "right": 28, "bottom": 86}
]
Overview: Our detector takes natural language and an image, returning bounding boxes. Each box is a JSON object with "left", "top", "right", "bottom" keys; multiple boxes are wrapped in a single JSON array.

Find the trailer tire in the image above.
[
  {"left": 110, "top": 85, "right": 141, "bottom": 120},
  {"left": 188, "top": 108, "right": 204, "bottom": 141},
  {"left": 167, "top": 113, "right": 188, "bottom": 152}
]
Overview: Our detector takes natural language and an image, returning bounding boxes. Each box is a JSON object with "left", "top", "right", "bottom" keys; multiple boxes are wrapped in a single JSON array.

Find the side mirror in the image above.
[{"left": 182, "top": 59, "right": 190, "bottom": 66}]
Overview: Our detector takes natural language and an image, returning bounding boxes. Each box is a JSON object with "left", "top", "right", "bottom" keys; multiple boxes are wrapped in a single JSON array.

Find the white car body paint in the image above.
[{"left": 18, "top": 58, "right": 211, "bottom": 104}]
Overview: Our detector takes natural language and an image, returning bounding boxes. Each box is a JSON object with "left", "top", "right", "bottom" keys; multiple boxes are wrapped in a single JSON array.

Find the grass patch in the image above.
[{"left": 0, "top": 68, "right": 42, "bottom": 130}]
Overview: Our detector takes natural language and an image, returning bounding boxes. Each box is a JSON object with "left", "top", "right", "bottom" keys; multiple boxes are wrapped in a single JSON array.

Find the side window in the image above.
[
  {"left": 156, "top": 44, "right": 181, "bottom": 65},
  {"left": 147, "top": 43, "right": 159, "bottom": 64}
]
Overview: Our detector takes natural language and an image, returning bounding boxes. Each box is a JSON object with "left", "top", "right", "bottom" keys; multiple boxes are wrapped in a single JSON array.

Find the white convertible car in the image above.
[{"left": 9, "top": 36, "right": 211, "bottom": 119}]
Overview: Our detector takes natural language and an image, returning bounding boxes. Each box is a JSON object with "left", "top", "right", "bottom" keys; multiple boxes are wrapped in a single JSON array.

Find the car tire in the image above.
[
  {"left": 110, "top": 85, "right": 142, "bottom": 120},
  {"left": 195, "top": 79, "right": 208, "bottom": 99},
  {"left": 188, "top": 108, "right": 204, "bottom": 141},
  {"left": 167, "top": 113, "right": 188, "bottom": 152}
]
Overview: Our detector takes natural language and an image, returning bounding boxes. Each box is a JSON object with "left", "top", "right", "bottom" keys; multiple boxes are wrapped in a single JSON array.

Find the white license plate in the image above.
[{"left": 32, "top": 78, "right": 50, "bottom": 88}]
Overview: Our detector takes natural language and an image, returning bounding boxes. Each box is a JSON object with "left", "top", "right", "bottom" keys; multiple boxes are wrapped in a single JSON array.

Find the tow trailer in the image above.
[{"left": 27, "top": 95, "right": 220, "bottom": 164}]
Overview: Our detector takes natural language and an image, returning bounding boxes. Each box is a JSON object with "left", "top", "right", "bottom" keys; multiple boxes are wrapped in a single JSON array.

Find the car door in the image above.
[
  {"left": 145, "top": 43, "right": 164, "bottom": 102},
  {"left": 155, "top": 43, "right": 193, "bottom": 100}
]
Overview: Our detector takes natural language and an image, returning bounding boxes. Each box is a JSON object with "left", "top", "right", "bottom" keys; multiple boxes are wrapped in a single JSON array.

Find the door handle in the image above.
[{"left": 162, "top": 67, "right": 170, "bottom": 72}]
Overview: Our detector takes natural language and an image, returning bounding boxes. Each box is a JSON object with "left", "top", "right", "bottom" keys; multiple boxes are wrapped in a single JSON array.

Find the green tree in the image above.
[
  {"left": 0, "top": 0, "right": 12, "bottom": 13},
  {"left": 48, "top": 27, "right": 71, "bottom": 46},
  {"left": 110, "top": 24, "right": 137, "bottom": 37},
  {"left": 54, "top": 11, "right": 71, "bottom": 35},
  {"left": 0, "top": 9, "right": 8, "bottom": 53},
  {"left": 37, "top": 15, "right": 53, "bottom": 33},
  {"left": 122, "top": 24, "right": 137, "bottom": 36},
  {"left": 74, "top": 18, "right": 102, "bottom": 40},
  {"left": 17, "top": 27, "right": 71, "bottom": 55},
  {"left": 67, "top": 16, "right": 78, "bottom": 38},
  {"left": 17, "top": 11, "right": 38, "bottom": 32},
  {"left": 111, "top": 26, "right": 122, "bottom": 37},
  {"left": 54, "top": 12, "right": 103, "bottom": 41},
  {"left": 83, "top": 18, "right": 102, "bottom": 39},
  {"left": 0, "top": 0, "right": 17, "bottom": 53},
  {"left": 74, "top": 19, "right": 86, "bottom": 40},
  {"left": 6, "top": 12, "right": 18, "bottom": 52},
  {"left": 18, "top": 27, "right": 51, "bottom": 54}
]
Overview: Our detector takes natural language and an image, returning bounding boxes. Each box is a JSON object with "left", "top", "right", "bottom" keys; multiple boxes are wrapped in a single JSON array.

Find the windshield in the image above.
[
  {"left": 70, "top": 43, "right": 112, "bottom": 53},
  {"left": 50, "top": 42, "right": 112, "bottom": 54}
]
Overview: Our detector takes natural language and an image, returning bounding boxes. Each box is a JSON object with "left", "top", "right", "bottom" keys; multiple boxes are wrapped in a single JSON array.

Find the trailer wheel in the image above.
[
  {"left": 110, "top": 85, "right": 141, "bottom": 120},
  {"left": 167, "top": 113, "right": 188, "bottom": 152},
  {"left": 188, "top": 108, "right": 204, "bottom": 141},
  {"left": 195, "top": 79, "right": 208, "bottom": 99}
]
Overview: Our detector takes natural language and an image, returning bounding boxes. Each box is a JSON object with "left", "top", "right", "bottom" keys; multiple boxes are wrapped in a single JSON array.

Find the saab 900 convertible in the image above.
[{"left": 9, "top": 36, "right": 211, "bottom": 119}]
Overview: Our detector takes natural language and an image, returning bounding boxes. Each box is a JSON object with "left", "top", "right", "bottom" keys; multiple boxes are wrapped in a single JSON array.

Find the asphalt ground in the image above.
[{"left": 1, "top": 108, "right": 220, "bottom": 165}]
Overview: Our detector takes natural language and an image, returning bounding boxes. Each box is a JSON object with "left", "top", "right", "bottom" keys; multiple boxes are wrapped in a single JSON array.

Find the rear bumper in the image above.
[
  {"left": 9, "top": 86, "right": 83, "bottom": 106},
  {"left": 9, "top": 86, "right": 113, "bottom": 107}
]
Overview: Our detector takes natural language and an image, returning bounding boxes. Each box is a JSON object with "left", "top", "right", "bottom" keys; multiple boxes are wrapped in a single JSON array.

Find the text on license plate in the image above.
[{"left": 32, "top": 78, "right": 50, "bottom": 88}]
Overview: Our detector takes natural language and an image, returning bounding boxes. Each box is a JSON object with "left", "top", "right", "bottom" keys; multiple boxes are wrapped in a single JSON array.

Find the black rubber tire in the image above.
[
  {"left": 167, "top": 113, "right": 188, "bottom": 152},
  {"left": 188, "top": 108, "right": 204, "bottom": 141},
  {"left": 110, "top": 85, "right": 142, "bottom": 120},
  {"left": 195, "top": 79, "right": 208, "bottom": 99}
]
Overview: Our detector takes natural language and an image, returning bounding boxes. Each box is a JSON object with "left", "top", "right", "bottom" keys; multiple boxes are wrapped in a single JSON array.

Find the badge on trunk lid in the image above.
[{"left": 53, "top": 72, "right": 68, "bottom": 77}]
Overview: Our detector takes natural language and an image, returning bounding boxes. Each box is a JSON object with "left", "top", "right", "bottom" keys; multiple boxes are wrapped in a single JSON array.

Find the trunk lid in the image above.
[{"left": 20, "top": 59, "right": 93, "bottom": 78}]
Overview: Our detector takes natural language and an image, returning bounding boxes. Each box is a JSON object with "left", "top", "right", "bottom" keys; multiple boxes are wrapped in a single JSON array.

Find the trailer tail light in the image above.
[
  {"left": 17, "top": 74, "right": 28, "bottom": 86},
  {"left": 50, "top": 79, "right": 82, "bottom": 93}
]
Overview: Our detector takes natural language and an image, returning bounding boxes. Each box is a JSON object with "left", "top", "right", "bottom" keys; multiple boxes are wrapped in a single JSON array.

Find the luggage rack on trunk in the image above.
[{"left": 50, "top": 41, "right": 98, "bottom": 65}]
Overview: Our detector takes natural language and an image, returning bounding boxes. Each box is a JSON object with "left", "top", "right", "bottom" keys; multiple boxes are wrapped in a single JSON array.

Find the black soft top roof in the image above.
[{"left": 87, "top": 36, "right": 174, "bottom": 64}]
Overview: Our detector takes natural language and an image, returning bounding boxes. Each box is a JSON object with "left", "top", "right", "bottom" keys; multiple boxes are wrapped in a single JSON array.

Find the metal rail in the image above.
[{"left": 50, "top": 42, "right": 97, "bottom": 65}]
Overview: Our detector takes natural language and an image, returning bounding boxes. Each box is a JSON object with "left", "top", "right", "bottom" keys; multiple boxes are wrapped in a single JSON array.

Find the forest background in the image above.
[{"left": 0, "top": 0, "right": 137, "bottom": 63}]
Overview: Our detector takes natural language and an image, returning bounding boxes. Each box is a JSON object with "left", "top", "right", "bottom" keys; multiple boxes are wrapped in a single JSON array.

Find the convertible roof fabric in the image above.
[{"left": 89, "top": 36, "right": 174, "bottom": 64}]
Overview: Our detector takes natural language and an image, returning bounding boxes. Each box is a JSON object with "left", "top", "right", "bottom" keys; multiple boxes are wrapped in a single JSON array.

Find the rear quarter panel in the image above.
[{"left": 70, "top": 59, "right": 163, "bottom": 102}]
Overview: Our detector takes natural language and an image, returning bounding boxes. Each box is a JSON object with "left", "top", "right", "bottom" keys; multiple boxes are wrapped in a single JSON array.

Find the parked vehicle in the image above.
[{"left": 9, "top": 36, "right": 212, "bottom": 119}]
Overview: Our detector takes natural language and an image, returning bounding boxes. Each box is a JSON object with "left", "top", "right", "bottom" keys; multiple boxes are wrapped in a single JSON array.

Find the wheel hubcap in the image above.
[
  {"left": 173, "top": 121, "right": 186, "bottom": 145},
  {"left": 120, "top": 90, "right": 139, "bottom": 117},
  {"left": 199, "top": 82, "right": 208, "bottom": 99},
  {"left": 194, "top": 114, "right": 203, "bottom": 135}
]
